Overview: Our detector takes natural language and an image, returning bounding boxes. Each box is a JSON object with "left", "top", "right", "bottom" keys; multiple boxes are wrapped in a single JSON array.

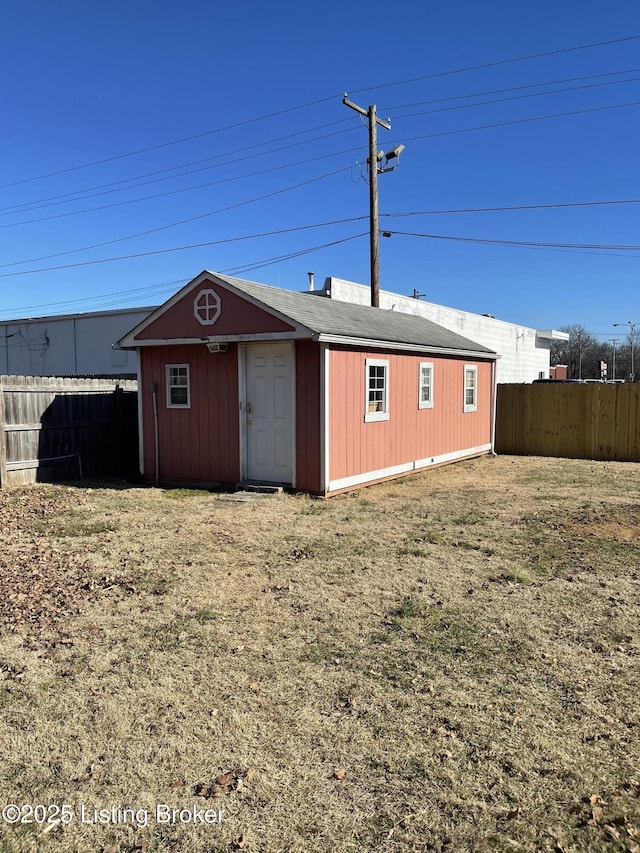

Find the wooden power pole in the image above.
[{"left": 343, "top": 96, "right": 391, "bottom": 308}]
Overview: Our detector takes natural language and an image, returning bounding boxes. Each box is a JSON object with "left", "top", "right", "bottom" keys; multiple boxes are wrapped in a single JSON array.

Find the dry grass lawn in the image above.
[{"left": 0, "top": 455, "right": 639, "bottom": 853}]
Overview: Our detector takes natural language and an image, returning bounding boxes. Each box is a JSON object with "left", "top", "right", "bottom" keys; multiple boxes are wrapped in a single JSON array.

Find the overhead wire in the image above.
[
  {"left": 381, "top": 199, "right": 640, "bottom": 216},
  {"left": 395, "top": 100, "right": 640, "bottom": 146},
  {"left": 0, "top": 280, "right": 189, "bottom": 318},
  {"left": 350, "top": 34, "right": 640, "bottom": 96},
  {"left": 5, "top": 65, "right": 639, "bottom": 218},
  {"left": 0, "top": 155, "right": 358, "bottom": 229},
  {"left": 0, "top": 217, "right": 369, "bottom": 278},
  {"left": 381, "top": 67, "right": 640, "bottom": 111},
  {"left": 0, "top": 167, "right": 355, "bottom": 269},
  {"left": 390, "top": 75, "right": 640, "bottom": 121},
  {"left": 387, "top": 229, "right": 640, "bottom": 251},
  {"left": 3, "top": 33, "right": 638, "bottom": 191},
  {"left": 0, "top": 121, "right": 358, "bottom": 217},
  {"left": 3, "top": 196, "right": 638, "bottom": 272},
  {"left": 3, "top": 96, "right": 638, "bottom": 266},
  {"left": 223, "top": 233, "right": 368, "bottom": 276}
]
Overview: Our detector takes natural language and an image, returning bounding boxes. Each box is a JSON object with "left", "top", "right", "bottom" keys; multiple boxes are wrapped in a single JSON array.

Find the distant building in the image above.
[
  {"left": 0, "top": 306, "right": 156, "bottom": 376},
  {"left": 549, "top": 365, "right": 568, "bottom": 380},
  {"left": 313, "top": 277, "right": 569, "bottom": 384}
]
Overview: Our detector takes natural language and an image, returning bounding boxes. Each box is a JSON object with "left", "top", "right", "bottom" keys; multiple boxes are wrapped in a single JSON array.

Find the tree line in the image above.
[{"left": 550, "top": 325, "right": 638, "bottom": 381}]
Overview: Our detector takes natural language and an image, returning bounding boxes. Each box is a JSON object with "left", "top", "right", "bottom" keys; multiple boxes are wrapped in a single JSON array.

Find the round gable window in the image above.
[{"left": 194, "top": 289, "right": 221, "bottom": 326}]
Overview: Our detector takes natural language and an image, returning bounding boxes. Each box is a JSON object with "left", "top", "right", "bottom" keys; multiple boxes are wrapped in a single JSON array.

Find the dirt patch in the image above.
[
  {"left": 0, "top": 457, "right": 639, "bottom": 853},
  {"left": 568, "top": 505, "right": 640, "bottom": 544}
]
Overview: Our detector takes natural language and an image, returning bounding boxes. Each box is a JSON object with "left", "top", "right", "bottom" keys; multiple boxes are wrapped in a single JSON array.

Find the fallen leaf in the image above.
[
  {"left": 588, "top": 806, "right": 603, "bottom": 826},
  {"left": 333, "top": 768, "right": 347, "bottom": 780},
  {"left": 604, "top": 824, "right": 621, "bottom": 841},
  {"left": 73, "top": 763, "right": 94, "bottom": 783}
]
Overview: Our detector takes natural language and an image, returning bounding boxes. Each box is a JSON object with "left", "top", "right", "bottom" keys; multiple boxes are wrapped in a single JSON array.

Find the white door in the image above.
[{"left": 244, "top": 343, "right": 294, "bottom": 484}]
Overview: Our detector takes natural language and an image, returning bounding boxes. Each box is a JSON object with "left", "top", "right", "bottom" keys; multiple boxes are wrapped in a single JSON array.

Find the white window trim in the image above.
[
  {"left": 463, "top": 364, "right": 477, "bottom": 413},
  {"left": 166, "top": 364, "right": 191, "bottom": 409},
  {"left": 418, "top": 361, "right": 434, "bottom": 410},
  {"left": 364, "top": 358, "right": 390, "bottom": 423},
  {"left": 193, "top": 288, "right": 221, "bottom": 326}
]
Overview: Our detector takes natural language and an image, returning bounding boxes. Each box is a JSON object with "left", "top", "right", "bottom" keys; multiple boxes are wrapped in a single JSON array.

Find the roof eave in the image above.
[
  {"left": 536, "top": 329, "right": 570, "bottom": 341},
  {"left": 315, "top": 333, "right": 498, "bottom": 359},
  {"left": 119, "top": 330, "right": 313, "bottom": 350}
]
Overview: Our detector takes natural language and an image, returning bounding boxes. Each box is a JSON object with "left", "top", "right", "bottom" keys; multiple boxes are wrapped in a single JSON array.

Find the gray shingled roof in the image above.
[{"left": 214, "top": 272, "right": 496, "bottom": 357}]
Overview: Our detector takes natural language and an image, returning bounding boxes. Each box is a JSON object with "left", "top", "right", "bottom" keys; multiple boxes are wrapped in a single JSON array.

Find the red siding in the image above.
[
  {"left": 294, "top": 340, "right": 322, "bottom": 493},
  {"left": 140, "top": 343, "right": 240, "bottom": 484},
  {"left": 328, "top": 347, "right": 492, "bottom": 487},
  {"left": 135, "top": 279, "right": 295, "bottom": 341}
]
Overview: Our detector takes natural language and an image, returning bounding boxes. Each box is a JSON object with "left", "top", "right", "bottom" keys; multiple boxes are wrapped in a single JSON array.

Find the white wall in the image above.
[
  {"left": 0, "top": 307, "right": 155, "bottom": 376},
  {"left": 319, "top": 278, "right": 564, "bottom": 384}
]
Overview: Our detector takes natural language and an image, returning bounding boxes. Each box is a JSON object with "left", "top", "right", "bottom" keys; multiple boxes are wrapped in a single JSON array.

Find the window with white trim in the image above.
[
  {"left": 418, "top": 362, "right": 434, "bottom": 409},
  {"left": 193, "top": 288, "right": 221, "bottom": 326},
  {"left": 166, "top": 364, "right": 191, "bottom": 408},
  {"left": 365, "top": 358, "right": 389, "bottom": 422},
  {"left": 463, "top": 365, "right": 477, "bottom": 412}
]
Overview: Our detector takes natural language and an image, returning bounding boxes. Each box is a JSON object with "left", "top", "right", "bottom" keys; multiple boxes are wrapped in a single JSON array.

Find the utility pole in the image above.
[
  {"left": 577, "top": 331, "right": 583, "bottom": 380},
  {"left": 343, "top": 96, "right": 391, "bottom": 308},
  {"left": 614, "top": 321, "right": 637, "bottom": 381},
  {"left": 608, "top": 338, "right": 618, "bottom": 381}
]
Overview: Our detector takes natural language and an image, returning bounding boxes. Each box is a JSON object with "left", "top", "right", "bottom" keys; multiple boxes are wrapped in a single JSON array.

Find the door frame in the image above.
[{"left": 238, "top": 342, "right": 296, "bottom": 486}]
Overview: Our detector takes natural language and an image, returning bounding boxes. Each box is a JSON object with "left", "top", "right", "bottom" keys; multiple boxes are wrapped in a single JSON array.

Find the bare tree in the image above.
[{"left": 551, "top": 325, "right": 601, "bottom": 379}]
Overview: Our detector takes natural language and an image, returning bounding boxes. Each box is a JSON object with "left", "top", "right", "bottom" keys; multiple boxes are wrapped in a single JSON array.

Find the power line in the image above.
[
  {"left": 4, "top": 34, "right": 638, "bottom": 191},
  {"left": 0, "top": 154, "right": 357, "bottom": 230},
  {"left": 0, "top": 97, "right": 342, "bottom": 191},
  {"left": 0, "top": 122, "right": 357, "bottom": 217},
  {"left": 5, "top": 194, "right": 638, "bottom": 273},
  {"left": 5, "top": 96, "right": 637, "bottom": 241},
  {"left": 391, "top": 75, "right": 640, "bottom": 121},
  {"left": 398, "top": 100, "right": 640, "bottom": 145},
  {"left": 0, "top": 280, "right": 187, "bottom": 318},
  {"left": 223, "top": 233, "right": 367, "bottom": 276},
  {"left": 0, "top": 234, "right": 369, "bottom": 321},
  {"left": 0, "top": 217, "right": 368, "bottom": 278},
  {"left": 8, "top": 66, "right": 638, "bottom": 218},
  {"left": 0, "top": 167, "right": 355, "bottom": 269},
  {"left": 382, "top": 67, "right": 640, "bottom": 111},
  {"left": 351, "top": 34, "right": 640, "bottom": 96},
  {"left": 381, "top": 199, "right": 640, "bottom": 216},
  {"left": 388, "top": 230, "right": 640, "bottom": 250}
]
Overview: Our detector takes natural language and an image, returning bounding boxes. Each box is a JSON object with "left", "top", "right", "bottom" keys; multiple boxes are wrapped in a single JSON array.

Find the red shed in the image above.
[{"left": 118, "top": 271, "right": 497, "bottom": 496}]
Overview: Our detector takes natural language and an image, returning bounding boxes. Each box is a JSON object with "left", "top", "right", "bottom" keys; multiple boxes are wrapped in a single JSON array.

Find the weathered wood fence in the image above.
[
  {"left": 0, "top": 375, "right": 138, "bottom": 487},
  {"left": 496, "top": 383, "right": 640, "bottom": 462}
]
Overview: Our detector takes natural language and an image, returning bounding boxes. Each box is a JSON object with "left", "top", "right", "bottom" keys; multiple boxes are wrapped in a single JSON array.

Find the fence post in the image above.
[
  {"left": 0, "top": 382, "right": 7, "bottom": 488},
  {"left": 114, "top": 384, "right": 123, "bottom": 477}
]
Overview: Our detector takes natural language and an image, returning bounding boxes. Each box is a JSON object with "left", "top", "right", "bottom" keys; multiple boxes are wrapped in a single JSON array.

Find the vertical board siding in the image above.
[
  {"left": 496, "top": 383, "right": 640, "bottom": 461},
  {"left": 294, "top": 340, "right": 322, "bottom": 493},
  {"left": 0, "top": 375, "right": 138, "bottom": 487},
  {"left": 140, "top": 344, "right": 240, "bottom": 484},
  {"left": 328, "top": 348, "right": 493, "bottom": 484}
]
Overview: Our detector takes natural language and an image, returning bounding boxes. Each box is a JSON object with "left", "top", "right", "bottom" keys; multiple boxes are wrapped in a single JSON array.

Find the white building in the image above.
[
  {"left": 1, "top": 277, "right": 567, "bottom": 383},
  {"left": 0, "top": 306, "right": 155, "bottom": 376},
  {"left": 314, "top": 277, "right": 568, "bottom": 384}
]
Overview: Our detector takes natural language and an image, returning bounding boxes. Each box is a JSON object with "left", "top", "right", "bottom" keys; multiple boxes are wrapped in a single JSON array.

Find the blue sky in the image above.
[{"left": 1, "top": 0, "right": 638, "bottom": 340}]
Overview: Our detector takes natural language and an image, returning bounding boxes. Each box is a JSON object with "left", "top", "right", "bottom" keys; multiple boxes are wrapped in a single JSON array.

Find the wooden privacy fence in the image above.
[
  {"left": 0, "top": 375, "right": 138, "bottom": 487},
  {"left": 496, "top": 382, "right": 640, "bottom": 462}
]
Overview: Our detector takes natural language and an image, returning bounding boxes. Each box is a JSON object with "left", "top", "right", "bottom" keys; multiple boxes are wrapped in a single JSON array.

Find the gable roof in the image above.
[{"left": 119, "top": 271, "right": 497, "bottom": 358}]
